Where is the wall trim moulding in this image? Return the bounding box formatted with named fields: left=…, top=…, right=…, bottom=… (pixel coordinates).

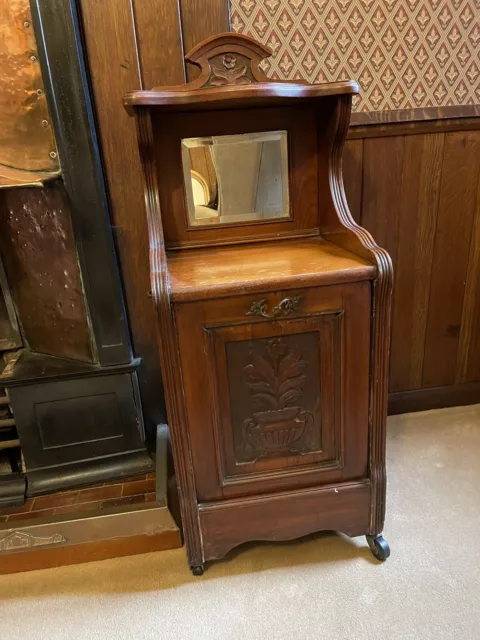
left=350, top=103, right=480, bottom=126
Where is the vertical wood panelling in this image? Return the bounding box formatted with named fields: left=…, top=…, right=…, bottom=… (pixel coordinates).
left=342, top=139, right=363, bottom=223
left=361, top=137, right=404, bottom=268
left=456, top=174, right=480, bottom=384
left=389, top=134, right=444, bottom=392
left=79, top=0, right=230, bottom=435
left=422, top=132, right=480, bottom=388
left=179, top=0, right=230, bottom=78
left=132, top=0, right=185, bottom=88
left=77, top=0, right=480, bottom=415
left=79, top=0, right=165, bottom=434
left=354, top=123, right=480, bottom=406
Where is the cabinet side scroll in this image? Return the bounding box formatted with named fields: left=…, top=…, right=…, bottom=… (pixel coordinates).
left=322, top=95, right=393, bottom=535
left=134, top=109, right=203, bottom=564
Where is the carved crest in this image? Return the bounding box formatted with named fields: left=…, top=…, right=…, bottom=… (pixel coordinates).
left=241, top=337, right=314, bottom=460
left=184, top=33, right=272, bottom=89
left=209, top=54, right=252, bottom=86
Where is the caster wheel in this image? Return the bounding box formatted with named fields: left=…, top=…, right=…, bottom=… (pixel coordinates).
left=366, top=535, right=390, bottom=561
left=191, top=565, right=204, bottom=576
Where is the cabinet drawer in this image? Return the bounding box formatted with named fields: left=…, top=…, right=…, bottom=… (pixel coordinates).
left=174, top=282, right=371, bottom=501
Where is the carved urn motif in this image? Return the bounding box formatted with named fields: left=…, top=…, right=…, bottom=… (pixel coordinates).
left=241, top=338, right=314, bottom=458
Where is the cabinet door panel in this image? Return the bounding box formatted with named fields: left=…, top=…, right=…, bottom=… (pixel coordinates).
left=214, top=317, right=337, bottom=475
left=174, top=282, right=370, bottom=501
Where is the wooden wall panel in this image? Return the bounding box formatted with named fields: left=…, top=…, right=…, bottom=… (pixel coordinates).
left=79, top=0, right=171, bottom=435
left=346, top=121, right=480, bottom=411
left=457, top=180, right=480, bottom=384
left=132, top=0, right=184, bottom=88
left=79, top=0, right=231, bottom=433
left=78, top=0, right=480, bottom=419
left=422, top=132, right=480, bottom=389
left=179, top=0, right=230, bottom=79
left=389, top=133, right=444, bottom=393
left=361, top=137, right=404, bottom=268
left=342, top=139, right=363, bottom=224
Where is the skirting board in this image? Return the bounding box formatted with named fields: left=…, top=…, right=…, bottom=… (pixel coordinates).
left=388, top=382, right=480, bottom=416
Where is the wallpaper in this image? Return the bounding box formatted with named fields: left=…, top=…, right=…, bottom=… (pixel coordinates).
left=230, top=0, right=480, bottom=112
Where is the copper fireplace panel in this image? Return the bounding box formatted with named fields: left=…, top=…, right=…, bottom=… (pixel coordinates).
left=0, top=0, right=60, bottom=187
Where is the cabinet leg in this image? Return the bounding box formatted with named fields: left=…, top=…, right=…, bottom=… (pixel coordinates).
left=191, top=564, right=205, bottom=576
left=366, top=534, right=390, bottom=561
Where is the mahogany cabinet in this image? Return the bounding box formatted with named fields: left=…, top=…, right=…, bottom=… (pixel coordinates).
left=126, top=33, right=393, bottom=574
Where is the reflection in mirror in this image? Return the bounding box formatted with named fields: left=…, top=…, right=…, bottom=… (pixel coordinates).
left=181, top=131, right=290, bottom=227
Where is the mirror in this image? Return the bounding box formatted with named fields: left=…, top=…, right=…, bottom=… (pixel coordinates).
left=181, top=131, right=290, bottom=227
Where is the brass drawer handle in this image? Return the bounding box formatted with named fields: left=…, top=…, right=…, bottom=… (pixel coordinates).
left=246, top=296, right=301, bottom=319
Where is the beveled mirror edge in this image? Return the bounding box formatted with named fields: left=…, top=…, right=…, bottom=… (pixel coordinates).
left=181, top=130, right=292, bottom=230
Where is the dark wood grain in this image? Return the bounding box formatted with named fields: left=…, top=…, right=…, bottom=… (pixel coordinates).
left=388, top=382, right=480, bottom=416
left=350, top=105, right=480, bottom=127
left=457, top=173, right=480, bottom=384
left=125, top=34, right=358, bottom=110
left=79, top=1, right=480, bottom=437
left=348, top=117, right=480, bottom=140
left=199, top=481, right=371, bottom=562
left=179, top=0, right=230, bottom=80
left=343, top=116, right=480, bottom=410
left=342, top=139, right=363, bottom=223
left=361, top=136, right=404, bottom=267
left=226, top=331, right=323, bottom=463
left=422, top=131, right=480, bottom=388
left=134, top=109, right=205, bottom=568
left=79, top=0, right=166, bottom=433
left=126, top=82, right=359, bottom=110
left=389, top=133, right=444, bottom=392
left=319, top=95, right=393, bottom=537
left=174, top=283, right=370, bottom=502
left=167, top=238, right=375, bottom=301
left=0, top=182, right=94, bottom=361
left=132, top=0, right=185, bottom=88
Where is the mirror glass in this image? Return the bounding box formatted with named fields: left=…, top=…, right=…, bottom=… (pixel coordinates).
left=181, top=131, right=290, bottom=227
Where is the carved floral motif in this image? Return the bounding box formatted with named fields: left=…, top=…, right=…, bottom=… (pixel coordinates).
left=208, top=54, right=252, bottom=86
left=241, top=337, right=314, bottom=459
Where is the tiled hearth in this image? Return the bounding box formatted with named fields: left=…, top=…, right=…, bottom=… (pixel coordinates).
left=0, top=473, right=181, bottom=574
left=0, top=473, right=157, bottom=524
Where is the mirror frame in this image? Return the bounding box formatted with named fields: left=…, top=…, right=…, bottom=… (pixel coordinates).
left=151, top=103, right=323, bottom=249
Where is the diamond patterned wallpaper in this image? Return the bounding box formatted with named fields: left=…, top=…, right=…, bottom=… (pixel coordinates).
left=230, top=0, right=480, bottom=112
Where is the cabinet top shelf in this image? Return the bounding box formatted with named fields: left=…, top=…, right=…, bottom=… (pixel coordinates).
left=125, top=81, right=359, bottom=112
left=167, top=237, right=376, bottom=302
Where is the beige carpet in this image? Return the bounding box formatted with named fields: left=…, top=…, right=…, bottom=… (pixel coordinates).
left=1, top=404, right=479, bottom=640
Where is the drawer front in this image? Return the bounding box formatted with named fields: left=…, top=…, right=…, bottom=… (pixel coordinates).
left=174, top=282, right=371, bottom=501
